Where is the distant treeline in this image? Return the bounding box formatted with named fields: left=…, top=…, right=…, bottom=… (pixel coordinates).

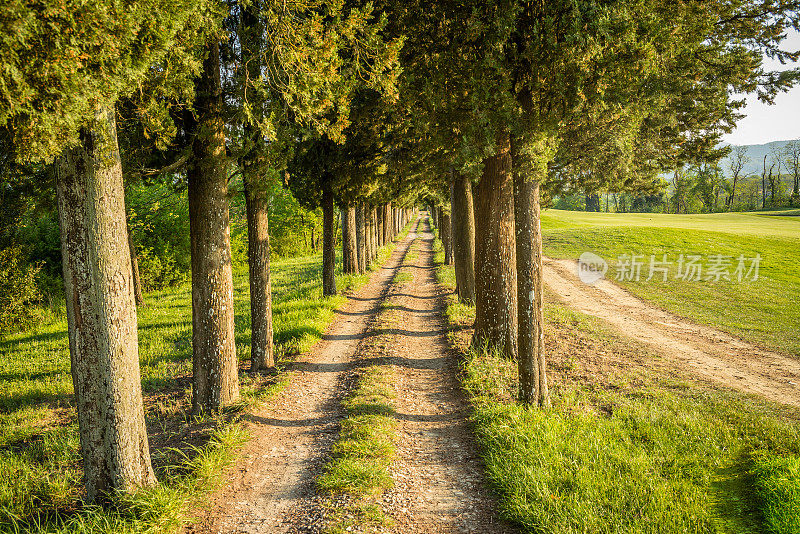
left=553, top=142, right=800, bottom=214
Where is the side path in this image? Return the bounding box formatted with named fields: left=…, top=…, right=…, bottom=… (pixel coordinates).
left=543, top=258, right=800, bottom=408
left=381, top=216, right=516, bottom=533
left=186, top=224, right=418, bottom=534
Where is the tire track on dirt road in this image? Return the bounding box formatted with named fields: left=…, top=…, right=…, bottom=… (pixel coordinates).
left=187, top=221, right=419, bottom=534
left=543, top=258, right=800, bottom=408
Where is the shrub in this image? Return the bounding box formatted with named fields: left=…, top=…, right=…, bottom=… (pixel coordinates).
left=137, top=246, right=186, bottom=291
left=0, top=247, right=41, bottom=333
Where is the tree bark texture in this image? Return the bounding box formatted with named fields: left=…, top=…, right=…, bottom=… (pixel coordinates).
left=322, top=187, right=337, bottom=296
left=384, top=203, right=392, bottom=243
left=364, top=205, right=373, bottom=269
left=244, top=178, right=274, bottom=372
left=371, top=206, right=378, bottom=258
left=514, top=176, right=549, bottom=406
left=377, top=205, right=384, bottom=248
left=356, top=203, right=365, bottom=273
left=56, top=103, right=156, bottom=502
left=451, top=172, right=476, bottom=304
left=441, top=211, right=453, bottom=265
left=473, top=130, right=517, bottom=358
left=241, top=0, right=273, bottom=372
left=127, top=224, right=144, bottom=306
left=187, top=43, right=239, bottom=412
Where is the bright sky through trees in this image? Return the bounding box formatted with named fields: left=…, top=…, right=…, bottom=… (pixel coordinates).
left=725, top=31, right=800, bottom=145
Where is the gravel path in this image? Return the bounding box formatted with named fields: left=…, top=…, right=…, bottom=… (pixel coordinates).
left=382, top=217, right=515, bottom=534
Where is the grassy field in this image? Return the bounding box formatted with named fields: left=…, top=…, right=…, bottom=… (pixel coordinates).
left=0, top=236, right=402, bottom=533
left=431, top=238, right=800, bottom=534
left=541, top=209, right=800, bottom=356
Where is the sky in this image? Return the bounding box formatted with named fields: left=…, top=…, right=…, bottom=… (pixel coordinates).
left=723, top=31, right=800, bottom=146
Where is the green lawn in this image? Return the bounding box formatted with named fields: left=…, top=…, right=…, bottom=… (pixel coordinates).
left=541, top=209, right=800, bottom=356
left=0, top=240, right=399, bottom=533
left=431, top=243, right=800, bottom=534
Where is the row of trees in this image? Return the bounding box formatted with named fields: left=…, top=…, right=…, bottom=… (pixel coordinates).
left=553, top=141, right=800, bottom=214
left=2, top=0, right=799, bottom=507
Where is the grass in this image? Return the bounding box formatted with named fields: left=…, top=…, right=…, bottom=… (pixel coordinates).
left=0, top=236, right=404, bottom=533
left=752, top=453, right=800, bottom=534
left=317, top=365, right=397, bottom=496
left=541, top=209, right=800, bottom=356
left=432, top=248, right=800, bottom=534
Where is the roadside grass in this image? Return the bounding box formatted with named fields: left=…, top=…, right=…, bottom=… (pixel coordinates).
left=317, top=321, right=399, bottom=534
left=0, top=237, right=404, bottom=533
left=541, top=210, right=800, bottom=356
left=752, top=452, right=800, bottom=534
left=434, top=254, right=800, bottom=534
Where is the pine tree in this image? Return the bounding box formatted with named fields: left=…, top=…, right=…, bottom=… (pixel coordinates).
left=1, top=0, right=217, bottom=500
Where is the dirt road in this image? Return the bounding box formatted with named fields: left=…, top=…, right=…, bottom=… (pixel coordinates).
left=543, top=258, right=800, bottom=408
left=187, top=216, right=512, bottom=533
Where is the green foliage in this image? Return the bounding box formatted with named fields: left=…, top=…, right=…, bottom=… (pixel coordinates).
left=0, top=247, right=40, bottom=333
left=265, top=180, right=323, bottom=258
left=0, top=0, right=220, bottom=162
left=136, top=247, right=185, bottom=292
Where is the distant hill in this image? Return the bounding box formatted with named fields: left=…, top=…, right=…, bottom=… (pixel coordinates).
left=720, top=139, right=799, bottom=177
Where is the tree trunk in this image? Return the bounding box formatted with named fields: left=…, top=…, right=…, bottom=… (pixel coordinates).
left=372, top=207, right=379, bottom=257
left=441, top=211, right=453, bottom=265
left=322, top=187, right=337, bottom=295
left=341, top=209, right=350, bottom=272
left=243, top=178, right=273, bottom=372
left=343, top=206, right=357, bottom=274
left=187, top=43, right=239, bottom=413
left=56, top=103, right=156, bottom=503
left=376, top=205, right=383, bottom=248
left=241, top=1, right=273, bottom=373
left=127, top=223, right=144, bottom=306
left=383, top=203, right=392, bottom=243
left=473, top=130, right=517, bottom=358
left=356, top=203, right=365, bottom=273
left=364, top=205, right=373, bottom=269
left=514, top=174, right=550, bottom=407
left=451, top=172, right=476, bottom=304
left=585, top=193, right=601, bottom=212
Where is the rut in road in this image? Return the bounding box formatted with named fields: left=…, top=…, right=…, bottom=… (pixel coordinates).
left=543, top=258, right=800, bottom=408
left=380, top=217, right=515, bottom=534
left=187, top=221, right=416, bottom=534
left=187, top=215, right=514, bottom=533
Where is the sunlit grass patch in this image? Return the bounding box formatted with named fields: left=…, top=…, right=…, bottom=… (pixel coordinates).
left=318, top=365, right=396, bottom=496
left=752, top=452, right=800, bottom=534
left=542, top=210, right=800, bottom=356
left=392, top=271, right=413, bottom=287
